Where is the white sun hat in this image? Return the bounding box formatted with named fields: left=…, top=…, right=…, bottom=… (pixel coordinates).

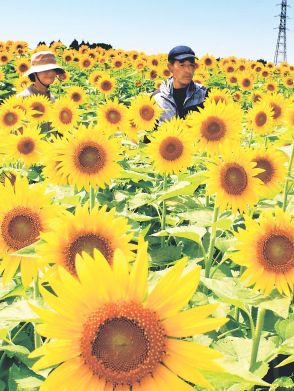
left=24, top=51, right=65, bottom=76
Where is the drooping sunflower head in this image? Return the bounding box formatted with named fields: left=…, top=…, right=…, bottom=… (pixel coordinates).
left=233, top=208, right=294, bottom=296
left=261, top=93, right=287, bottom=126
left=207, top=88, right=233, bottom=105
left=49, top=125, right=121, bottom=190
left=30, top=239, right=227, bottom=390
left=205, top=147, right=264, bottom=213
left=187, top=100, right=243, bottom=154
left=146, top=117, right=195, bottom=175
left=246, top=101, right=274, bottom=135
left=25, top=94, right=51, bottom=124
left=128, top=94, right=162, bottom=131
left=88, top=70, right=104, bottom=86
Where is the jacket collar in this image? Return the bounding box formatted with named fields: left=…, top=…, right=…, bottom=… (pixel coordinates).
left=160, top=77, right=197, bottom=99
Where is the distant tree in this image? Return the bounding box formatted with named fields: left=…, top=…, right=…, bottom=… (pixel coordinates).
left=256, top=58, right=267, bottom=65
left=69, top=39, right=79, bottom=50
left=69, top=39, right=112, bottom=51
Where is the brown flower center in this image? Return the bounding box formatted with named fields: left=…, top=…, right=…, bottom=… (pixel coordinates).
left=201, top=116, right=226, bottom=141
left=71, top=93, right=82, bottom=102
left=81, top=301, right=166, bottom=386
left=75, top=144, right=106, bottom=174
left=159, top=136, right=183, bottom=161
left=100, top=81, right=112, bottom=91
left=242, top=78, right=251, bottom=87
left=255, top=112, right=267, bottom=127
left=106, top=109, right=121, bottom=125
left=31, top=103, right=46, bottom=118
left=59, top=108, right=73, bottom=124
left=17, top=138, right=35, bottom=155
left=139, top=105, right=155, bottom=121
left=66, top=233, right=113, bottom=275
left=260, top=233, right=294, bottom=272
left=1, top=207, right=42, bottom=250
left=270, top=103, right=282, bottom=120
left=19, top=64, right=28, bottom=73
left=254, top=158, right=274, bottom=184
left=3, top=112, right=18, bottom=126
left=220, top=163, right=248, bottom=195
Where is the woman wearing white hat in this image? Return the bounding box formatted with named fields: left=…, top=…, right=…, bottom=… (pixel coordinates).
left=17, top=51, right=65, bottom=102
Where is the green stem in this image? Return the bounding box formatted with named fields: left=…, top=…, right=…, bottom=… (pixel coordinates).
left=161, top=173, right=168, bottom=248
left=282, top=141, right=294, bottom=212
left=33, top=279, right=42, bottom=349
left=205, top=205, right=219, bottom=278
left=250, top=307, right=266, bottom=372
left=89, top=184, right=96, bottom=211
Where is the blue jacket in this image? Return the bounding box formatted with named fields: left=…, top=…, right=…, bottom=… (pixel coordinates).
left=152, top=77, right=208, bottom=123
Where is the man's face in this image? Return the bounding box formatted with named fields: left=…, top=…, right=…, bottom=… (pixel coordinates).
left=168, top=60, right=196, bottom=88
left=36, top=69, right=57, bottom=85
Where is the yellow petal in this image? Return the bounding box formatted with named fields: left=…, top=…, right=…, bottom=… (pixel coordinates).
left=128, top=238, right=148, bottom=301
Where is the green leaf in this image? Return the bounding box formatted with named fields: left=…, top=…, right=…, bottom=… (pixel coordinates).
left=157, top=179, right=205, bottom=203
left=149, top=246, right=182, bottom=266
left=11, top=240, right=43, bottom=258
left=214, top=237, right=238, bottom=253
left=118, top=211, right=154, bottom=222
left=0, top=345, right=35, bottom=368
left=275, top=318, right=294, bottom=340
left=178, top=209, right=213, bottom=226
left=0, top=300, right=39, bottom=323
left=128, top=192, right=154, bottom=209
left=8, top=364, right=44, bottom=391
left=201, top=277, right=265, bottom=308
left=152, top=225, right=206, bottom=245
left=121, top=169, right=153, bottom=182
left=260, top=297, right=291, bottom=319
left=269, top=376, right=294, bottom=390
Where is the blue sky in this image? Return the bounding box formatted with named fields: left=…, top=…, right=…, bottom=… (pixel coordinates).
left=2, top=0, right=294, bottom=64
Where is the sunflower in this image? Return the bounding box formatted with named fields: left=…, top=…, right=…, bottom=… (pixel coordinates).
left=66, top=86, right=87, bottom=106
left=206, top=88, right=233, bottom=105
left=97, top=74, right=116, bottom=96
left=0, top=105, right=25, bottom=133
left=0, top=51, right=11, bottom=65
left=0, top=69, right=4, bottom=82
left=14, top=57, right=30, bottom=75
left=237, top=72, right=255, bottom=91
left=284, top=100, right=294, bottom=129
left=42, top=136, right=69, bottom=185
left=261, top=93, right=287, bottom=126
left=14, top=76, right=31, bottom=93
left=50, top=97, right=79, bottom=134
left=79, top=55, right=93, bottom=70
left=232, top=208, right=294, bottom=296
left=37, top=204, right=135, bottom=276
left=205, top=147, right=264, bottom=213
left=25, top=94, right=52, bottom=125
left=51, top=126, right=121, bottom=190
left=187, top=101, right=242, bottom=154
left=129, top=94, right=162, bottom=131
left=146, top=118, right=195, bottom=175
left=282, top=75, right=293, bottom=89
left=0, top=176, right=59, bottom=286
left=201, top=54, right=217, bottom=69
left=248, top=147, right=288, bottom=197
left=1, top=126, right=45, bottom=167
left=246, top=101, right=274, bottom=135
left=97, top=98, right=129, bottom=134
left=264, top=80, right=278, bottom=93
left=30, top=240, right=227, bottom=390
left=88, top=70, right=104, bottom=86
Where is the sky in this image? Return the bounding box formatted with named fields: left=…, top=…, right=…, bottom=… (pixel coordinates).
left=1, top=0, right=294, bottom=64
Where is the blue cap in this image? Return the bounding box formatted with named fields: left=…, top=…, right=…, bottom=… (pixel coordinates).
left=168, top=45, right=195, bottom=62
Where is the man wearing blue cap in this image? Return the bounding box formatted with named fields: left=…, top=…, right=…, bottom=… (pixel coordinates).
left=152, top=45, right=208, bottom=123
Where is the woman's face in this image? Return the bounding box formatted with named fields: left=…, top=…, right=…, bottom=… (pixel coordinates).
left=36, top=69, right=57, bottom=85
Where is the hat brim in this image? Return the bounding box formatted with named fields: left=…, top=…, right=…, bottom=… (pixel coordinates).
left=171, top=54, right=196, bottom=61
left=24, top=64, right=65, bottom=77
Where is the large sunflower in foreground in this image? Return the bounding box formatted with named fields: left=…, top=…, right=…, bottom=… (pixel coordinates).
left=50, top=97, right=79, bottom=134
left=187, top=101, right=242, bottom=154
left=146, top=118, right=195, bottom=174
left=205, top=147, right=264, bottom=213
left=129, top=94, right=162, bottom=131
left=37, top=204, right=135, bottom=276
left=249, top=147, right=287, bottom=197
left=232, top=208, right=294, bottom=296
left=2, top=126, right=45, bottom=167
left=0, top=105, right=25, bottom=133
left=0, top=177, right=59, bottom=286
left=52, top=126, right=121, bottom=190
left=30, top=241, right=227, bottom=390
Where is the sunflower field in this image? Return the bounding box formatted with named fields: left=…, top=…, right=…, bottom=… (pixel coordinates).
left=0, top=40, right=293, bottom=391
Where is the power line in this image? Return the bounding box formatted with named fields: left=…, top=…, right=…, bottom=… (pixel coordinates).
left=274, top=0, right=289, bottom=64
